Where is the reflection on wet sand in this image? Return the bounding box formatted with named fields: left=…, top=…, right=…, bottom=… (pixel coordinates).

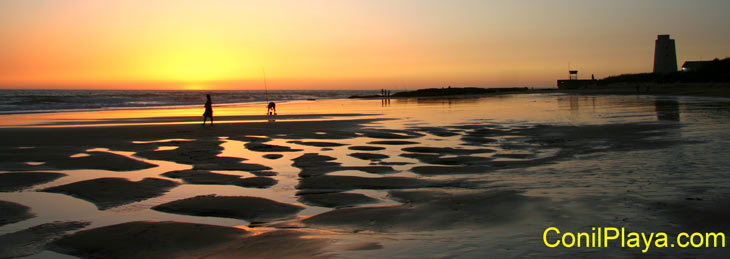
left=655, top=98, right=681, bottom=121
left=1, top=94, right=730, bottom=258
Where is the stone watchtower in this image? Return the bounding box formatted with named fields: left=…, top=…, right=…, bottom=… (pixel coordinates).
left=653, top=35, right=677, bottom=74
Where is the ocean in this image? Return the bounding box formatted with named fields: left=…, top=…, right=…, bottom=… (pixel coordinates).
left=0, top=89, right=374, bottom=114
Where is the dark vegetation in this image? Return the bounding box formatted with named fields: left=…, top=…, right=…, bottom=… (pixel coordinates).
left=350, top=87, right=529, bottom=98
left=391, top=87, right=529, bottom=97
left=600, top=58, right=730, bottom=84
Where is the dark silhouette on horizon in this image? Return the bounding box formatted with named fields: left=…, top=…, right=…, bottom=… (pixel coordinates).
left=381, top=88, right=392, bottom=97
left=557, top=70, right=598, bottom=89
left=557, top=33, right=729, bottom=90
left=600, top=57, right=730, bottom=84
left=392, top=87, right=528, bottom=97
left=654, top=35, right=677, bottom=74
left=202, top=94, right=213, bottom=126
left=267, top=102, right=276, bottom=115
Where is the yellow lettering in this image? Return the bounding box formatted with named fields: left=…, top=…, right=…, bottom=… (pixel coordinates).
left=604, top=227, right=619, bottom=247
left=577, top=232, right=590, bottom=247
left=654, top=233, right=668, bottom=248
left=591, top=227, right=596, bottom=247
left=691, top=233, right=703, bottom=248
left=641, top=233, right=654, bottom=253
left=705, top=233, right=725, bottom=248
left=678, top=232, right=690, bottom=247
left=563, top=232, right=576, bottom=248
left=544, top=229, right=724, bottom=250
left=627, top=232, right=640, bottom=248
left=543, top=227, right=560, bottom=248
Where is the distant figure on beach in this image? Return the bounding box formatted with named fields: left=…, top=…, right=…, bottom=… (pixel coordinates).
left=202, top=94, right=213, bottom=125
left=267, top=102, right=276, bottom=115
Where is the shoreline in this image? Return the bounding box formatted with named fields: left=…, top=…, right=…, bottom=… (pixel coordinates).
left=1, top=92, right=730, bottom=258
left=3, top=88, right=730, bottom=129
left=553, top=82, right=730, bottom=98
left=0, top=89, right=373, bottom=116
left=350, top=82, right=730, bottom=100
left=3, top=84, right=729, bottom=124
left=2, top=114, right=372, bottom=128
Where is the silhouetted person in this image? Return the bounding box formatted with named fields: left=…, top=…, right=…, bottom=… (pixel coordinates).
left=267, top=102, right=276, bottom=115
left=202, top=94, right=213, bottom=126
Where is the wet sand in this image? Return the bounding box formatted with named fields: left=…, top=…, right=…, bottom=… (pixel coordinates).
left=304, top=189, right=550, bottom=232
left=0, top=172, right=66, bottom=192
left=48, top=221, right=331, bottom=259
left=0, top=200, right=35, bottom=227
left=1, top=95, right=730, bottom=258
left=162, top=170, right=277, bottom=188
left=42, top=177, right=179, bottom=210
left=0, top=221, right=88, bottom=258
left=152, top=195, right=304, bottom=222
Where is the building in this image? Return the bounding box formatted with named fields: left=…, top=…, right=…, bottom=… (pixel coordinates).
left=653, top=35, right=677, bottom=74
left=557, top=70, right=596, bottom=89
left=681, top=60, right=715, bottom=72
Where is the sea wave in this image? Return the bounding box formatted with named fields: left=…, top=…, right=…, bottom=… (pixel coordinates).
left=0, top=89, right=374, bottom=114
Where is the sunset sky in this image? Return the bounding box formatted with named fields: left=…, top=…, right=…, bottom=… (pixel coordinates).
left=1, top=0, right=729, bottom=90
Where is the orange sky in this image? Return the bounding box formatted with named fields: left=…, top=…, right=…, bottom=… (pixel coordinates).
left=1, top=0, right=729, bottom=90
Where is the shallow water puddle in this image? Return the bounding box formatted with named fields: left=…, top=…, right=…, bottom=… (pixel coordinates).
left=69, top=153, right=90, bottom=158
left=130, top=138, right=195, bottom=144
left=216, top=136, right=410, bottom=217
left=153, top=146, right=178, bottom=151
left=24, top=162, right=45, bottom=166
left=0, top=147, right=199, bottom=231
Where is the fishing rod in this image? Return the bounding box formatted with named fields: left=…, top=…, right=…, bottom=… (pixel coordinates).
left=262, top=68, right=269, bottom=102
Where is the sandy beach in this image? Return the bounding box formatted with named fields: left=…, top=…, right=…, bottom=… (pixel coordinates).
left=2, top=94, right=730, bottom=258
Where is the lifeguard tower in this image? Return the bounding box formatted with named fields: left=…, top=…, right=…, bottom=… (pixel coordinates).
left=557, top=70, right=595, bottom=89
left=569, top=70, right=578, bottom=80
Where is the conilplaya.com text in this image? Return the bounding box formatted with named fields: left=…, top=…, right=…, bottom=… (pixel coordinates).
left=543, top=227, right=726, bottom=253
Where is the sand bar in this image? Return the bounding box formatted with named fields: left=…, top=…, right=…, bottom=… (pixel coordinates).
left=42, top=177, right=179, bottom=210
left=0, top=172, right=66, bottom=192
left=0, top=200, right=35, bottom=227
left=153, top=195, right=304, bottom=222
